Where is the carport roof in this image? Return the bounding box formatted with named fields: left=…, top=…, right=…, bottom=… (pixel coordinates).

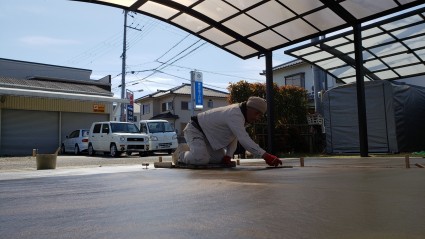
left=73, top=0, right=424, bottom=59
left=285, top=6, right=425, bottom=84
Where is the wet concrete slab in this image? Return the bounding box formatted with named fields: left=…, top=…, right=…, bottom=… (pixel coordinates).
left=0, top=164, right=424, bottom=239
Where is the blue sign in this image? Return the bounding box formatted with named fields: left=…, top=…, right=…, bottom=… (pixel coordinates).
left=127, top=104, right=134, bottom=122
left=194, top=81, right=203, bottom=108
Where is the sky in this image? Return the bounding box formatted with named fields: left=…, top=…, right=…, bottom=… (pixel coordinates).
left=0, top=0, right=296, bottom=100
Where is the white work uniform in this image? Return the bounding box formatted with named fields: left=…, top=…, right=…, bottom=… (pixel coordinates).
left=179, top=103, right=266, bottom=165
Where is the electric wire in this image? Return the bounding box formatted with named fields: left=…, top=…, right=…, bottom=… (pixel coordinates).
left=155, top=61, right=264, bottom=82
left=115, top=39, right=205, bottom=88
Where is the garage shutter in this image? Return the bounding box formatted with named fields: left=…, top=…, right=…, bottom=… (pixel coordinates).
left=1, top=109, right=59, bottom=155
left=61, top=112, right=108, bottom=141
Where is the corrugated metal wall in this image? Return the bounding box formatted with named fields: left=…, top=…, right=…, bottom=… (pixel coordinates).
left=0, top=96, right=113, bottom=156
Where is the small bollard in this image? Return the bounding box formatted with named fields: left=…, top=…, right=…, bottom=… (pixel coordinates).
left=32, top=149, right=37, bottom=157
left=236, top=159, right=240, bottom=165
left=405, top=155, right=410, bottom=168
left=158, top=156, right=162, bottom=162
left=300, top=157, right=304, bottom=167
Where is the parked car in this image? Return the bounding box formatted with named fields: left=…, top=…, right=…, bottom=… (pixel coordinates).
left=88, top=121, right=149, bottom=157
left=61, top=129, right=89, bottom=155
left=139, top=120, right=178, bottom=155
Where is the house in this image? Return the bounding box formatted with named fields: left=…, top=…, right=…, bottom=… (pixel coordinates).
left=271, top=59, right=343, bottom=111
left=135, top=83, right=229, bottom=135
left=0, top=58, right=126, bottom=155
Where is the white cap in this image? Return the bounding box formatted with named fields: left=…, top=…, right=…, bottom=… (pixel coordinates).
left=247, top=96, right=267, bottom=114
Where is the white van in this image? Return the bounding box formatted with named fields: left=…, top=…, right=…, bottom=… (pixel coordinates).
left=88, top=121, right=149, bottom=157
left=139, top=120, right=178, bottom=155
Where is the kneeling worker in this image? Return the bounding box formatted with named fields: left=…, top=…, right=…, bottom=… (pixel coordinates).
left=173, top=96, right=282, bottom=167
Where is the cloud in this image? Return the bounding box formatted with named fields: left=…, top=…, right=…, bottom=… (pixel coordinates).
left=19, top=36, right=80, bottom=46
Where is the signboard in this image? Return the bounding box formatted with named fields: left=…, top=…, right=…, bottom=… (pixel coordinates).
left=93, top=104, right=105, bottom=113
left=194, top=81, right=203, bottom=108
left=126, top=90, right=134, bottom=122
left=127, top=104, right=134, bottom=122
left=191, top=71, right=203, bottom=111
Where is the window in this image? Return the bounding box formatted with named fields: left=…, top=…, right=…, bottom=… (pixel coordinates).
left=207, top=100, right=213, bottom=108
left=285, top=73, right=305, bottom=88
left=181, top=101, right=189, bottom=110
left=69, top=130, right=79, bottom=138
left=162, top=102, right=173, bottom=112
left=82, top=130, right=89, bottom=137
left=141, top=123, right=147, bottom=133
left=147, top=122, right=174, bottom=133
left=93, top=124, right=101, bottom=133
left=101, top=124, right=110, bottom=134
left=142, top=104, right=150, bottom=115
left=110, top=123, right=139, bottom=133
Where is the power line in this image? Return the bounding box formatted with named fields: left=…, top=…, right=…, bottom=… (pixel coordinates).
left=156, top=70, right=228, bottom=90
left=114, top=39, right=206, bottom=88
left=155, top=34, right=191, bottom=61
left=63, top=31, right=122, bottom=66
left=155, top=61, right=264, bottom=82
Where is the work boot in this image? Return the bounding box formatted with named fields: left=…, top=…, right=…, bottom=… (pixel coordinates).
left=172, top=144, right=190, bottom=165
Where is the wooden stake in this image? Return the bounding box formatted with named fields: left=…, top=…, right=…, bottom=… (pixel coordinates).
left=414, top=163, right=424, bottom=168
left=405, top=155, right=410, bottom=168
left=300, top=157, right=304, bottom=167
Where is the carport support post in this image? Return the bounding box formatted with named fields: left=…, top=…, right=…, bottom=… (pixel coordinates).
left=265, top=51, right=275, bottom=154
left=353, top=23, right=369, bottom=157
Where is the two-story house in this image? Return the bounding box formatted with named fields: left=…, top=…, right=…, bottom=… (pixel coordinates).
left=271, top=59, right=343, bottom=111
left=135, top=83, right=228, bottom=135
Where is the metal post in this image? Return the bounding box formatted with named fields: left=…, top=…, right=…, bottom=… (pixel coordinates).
left=312, top=37, right=324, bottom=114
left=120, top=10, right=128, bottom=122
left=265, top=51, right=274, bottom=154
left=353, top=23, right=369, bottom=157
left=190, top=72, right=195, bottom=116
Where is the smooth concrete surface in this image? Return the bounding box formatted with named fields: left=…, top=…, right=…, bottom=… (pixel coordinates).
left=1, top=162, right=424, bottom=239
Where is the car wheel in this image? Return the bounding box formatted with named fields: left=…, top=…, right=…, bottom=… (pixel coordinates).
left=110, top=144, right=120, bottom=158
left=74, top=145, right=80, bottom=155
left=88, top=144, right=95, bottom=156
left=60, top=144, right=66, bottom=154
left=139, top=151, right=148, bottom=157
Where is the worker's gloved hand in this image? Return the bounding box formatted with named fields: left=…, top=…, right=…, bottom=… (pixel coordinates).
left=263, top=153, right=282, bottom=167
left=222, top=155, right=232, bottom=165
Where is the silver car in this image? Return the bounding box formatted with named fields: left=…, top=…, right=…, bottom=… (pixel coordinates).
left=61, top=129, right=89, bottom=155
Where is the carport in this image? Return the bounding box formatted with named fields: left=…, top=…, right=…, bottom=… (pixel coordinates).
left=73, top=0, right=424, bottom=156
left=285, top=5, right=425, bottom=154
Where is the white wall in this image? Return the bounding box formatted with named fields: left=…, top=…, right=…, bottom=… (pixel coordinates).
left=273, top=62, right=339, bottom=94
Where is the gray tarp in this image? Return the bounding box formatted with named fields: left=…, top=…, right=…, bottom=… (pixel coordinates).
left=323, top=80, right=425, bottom=153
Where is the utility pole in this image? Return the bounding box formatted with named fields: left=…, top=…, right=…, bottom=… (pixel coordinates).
left=120, top=10, right=142, bottom=122
left=120, top=10, right=128, bottom=122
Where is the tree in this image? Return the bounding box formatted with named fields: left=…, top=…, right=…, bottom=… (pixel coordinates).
left=227, top=81, right=309, bottom=153
left=227, top=81, right=308, bottom=126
